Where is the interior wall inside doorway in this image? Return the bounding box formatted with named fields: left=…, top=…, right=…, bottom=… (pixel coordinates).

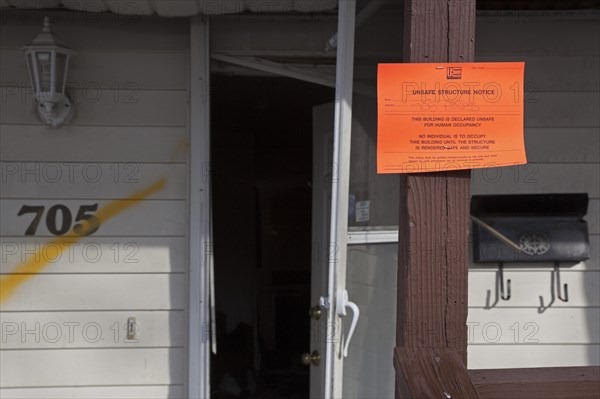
left=211, top=75, right=333, bottom=396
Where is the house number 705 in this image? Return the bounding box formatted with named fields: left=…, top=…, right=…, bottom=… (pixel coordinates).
left=18, top=204, right=100, bottom=236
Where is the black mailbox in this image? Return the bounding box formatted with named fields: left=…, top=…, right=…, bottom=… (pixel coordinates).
left=471, top=193, right=590, bottom=263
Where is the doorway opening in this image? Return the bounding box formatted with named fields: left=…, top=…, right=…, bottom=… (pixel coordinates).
left=210, top=75, right=334, bottom=398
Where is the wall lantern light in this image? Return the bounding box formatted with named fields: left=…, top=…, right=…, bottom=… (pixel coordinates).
left=22, top=16, right=76, bottom=128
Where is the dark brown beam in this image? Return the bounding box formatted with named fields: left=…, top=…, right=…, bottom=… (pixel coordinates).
left=396, top=172, right=471, bottom=355
left=476, top=0, right=600, bottom=10
left=469, top=366, right=600, bottom=399
left=395, top=1, right=476, bottom=397
left=394, top=3, right=600, bottom=399
left=396, top=0, right=475, bottom=360
left=395, top=347, right=479, bottom=399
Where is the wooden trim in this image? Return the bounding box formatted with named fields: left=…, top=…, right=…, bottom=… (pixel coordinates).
left=395, top=172, right=471, bottom=358
left=395, top=1, right=475, bottom=397
left=326, top=2, right=356, bottom=397
left=396, top=0, right=475, bottom=363
left=188, top=14, right=211, bottom=399
left=476, top=0, right=600, bottom=10
left=394, top=347, right=479, bottom=399
left=469, top=366, right=600, bottom=399
left=394, top=2, right=600, bottom=398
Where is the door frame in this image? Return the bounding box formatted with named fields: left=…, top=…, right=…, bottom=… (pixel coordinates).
left=187, top=2, right=358, bottom=395
left=323, top=1, right=356, bottom=397
left=309, top=2, right=358, bottom=397
left=189, top=14, right=212, bottom=399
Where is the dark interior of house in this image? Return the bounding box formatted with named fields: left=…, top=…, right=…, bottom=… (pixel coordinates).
left=210, top=75, right=334, bottom=398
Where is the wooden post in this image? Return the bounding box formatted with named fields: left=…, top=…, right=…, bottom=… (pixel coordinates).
left=392, top=3, right=600, bottom=398
left=395, top=1, right=476, bottom=397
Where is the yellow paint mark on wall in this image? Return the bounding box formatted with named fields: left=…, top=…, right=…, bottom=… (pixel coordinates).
left=0, top=178, right=166, bottom=303
left=169, top=139, right=190, bottom=162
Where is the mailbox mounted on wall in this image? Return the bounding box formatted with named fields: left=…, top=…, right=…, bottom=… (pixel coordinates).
left=471, top=193, right=590, bottom=263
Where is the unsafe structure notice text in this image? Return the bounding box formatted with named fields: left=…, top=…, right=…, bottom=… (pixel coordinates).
left=377, top=62, right=527, bottom=173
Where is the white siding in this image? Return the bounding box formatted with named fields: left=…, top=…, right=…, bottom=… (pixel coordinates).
left=0, top=11, right=189, bottom=398
left=468, top=12, right=600, bottom=369
left=0, top=386, right=184, bottom=399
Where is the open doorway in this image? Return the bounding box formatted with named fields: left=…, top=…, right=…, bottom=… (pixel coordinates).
left=210, top=75, right=334, bottom=398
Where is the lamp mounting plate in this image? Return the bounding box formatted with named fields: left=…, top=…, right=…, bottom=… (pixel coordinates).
left=37, top=95, right=73, bottom=128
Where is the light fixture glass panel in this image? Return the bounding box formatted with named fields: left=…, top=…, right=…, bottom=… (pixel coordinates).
left=55, top=52, right=67, bottom=94
left=36, top=51, right=52, bottom=92
left=26, top=52, right=37, bottom=91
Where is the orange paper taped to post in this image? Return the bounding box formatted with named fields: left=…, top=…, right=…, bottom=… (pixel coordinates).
left=377, top=62, right=527, bottom=173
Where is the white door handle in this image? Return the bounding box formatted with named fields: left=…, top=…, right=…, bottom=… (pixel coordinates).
left=336, top=289, right=360, bottom=357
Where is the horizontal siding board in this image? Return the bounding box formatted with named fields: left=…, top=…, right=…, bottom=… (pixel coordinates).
left=0, top=125, right=188, bottom=163
left=468, top=344, right=600, bottom=369
left=1, top=163, right=186, bottom=200
left=524, top=92, right=600, bottom=127
left=1, top=237, right=186, bottom=274
left=0, top=13, right=189, bottom=51
left=471, top=164, right=600, bottom=198
left=468, top=271, right=600, bottom=308
left=0, top=199, right=186, bottom=236
left=0, top=88, right=187, bottom=127
left=525, top=128, right=600, bottom=163
left=476, top=18, right=600, bottom=56
left=0, top=50, right=188, bottom=90
left=0, top=348, right=185, bottom=387
left=0, top=385, right=184, bottom=399
left=592, top=236, right=600, bottom=270
left=0, top=274, right=185, bottom=311
left=467, top=308, right=599, bottom=344
left=1, top=310, right=184, bottom=349
left=475, top=55, right=600, bottom=92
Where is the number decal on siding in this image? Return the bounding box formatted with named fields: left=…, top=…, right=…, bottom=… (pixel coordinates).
left=2, top=178, right=166, bottom=303
left=46, top=205, right=72, bottom=235
left=18, top=204, right=100, bottom=236
left=17, top=205, right=45, bottom=235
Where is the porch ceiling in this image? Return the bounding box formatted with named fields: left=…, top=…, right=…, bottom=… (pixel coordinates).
left=0, top=0, right=337, bottom=16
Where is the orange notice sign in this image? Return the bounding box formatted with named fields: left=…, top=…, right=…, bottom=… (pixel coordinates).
left=377, top=62, right=526, bottom=173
